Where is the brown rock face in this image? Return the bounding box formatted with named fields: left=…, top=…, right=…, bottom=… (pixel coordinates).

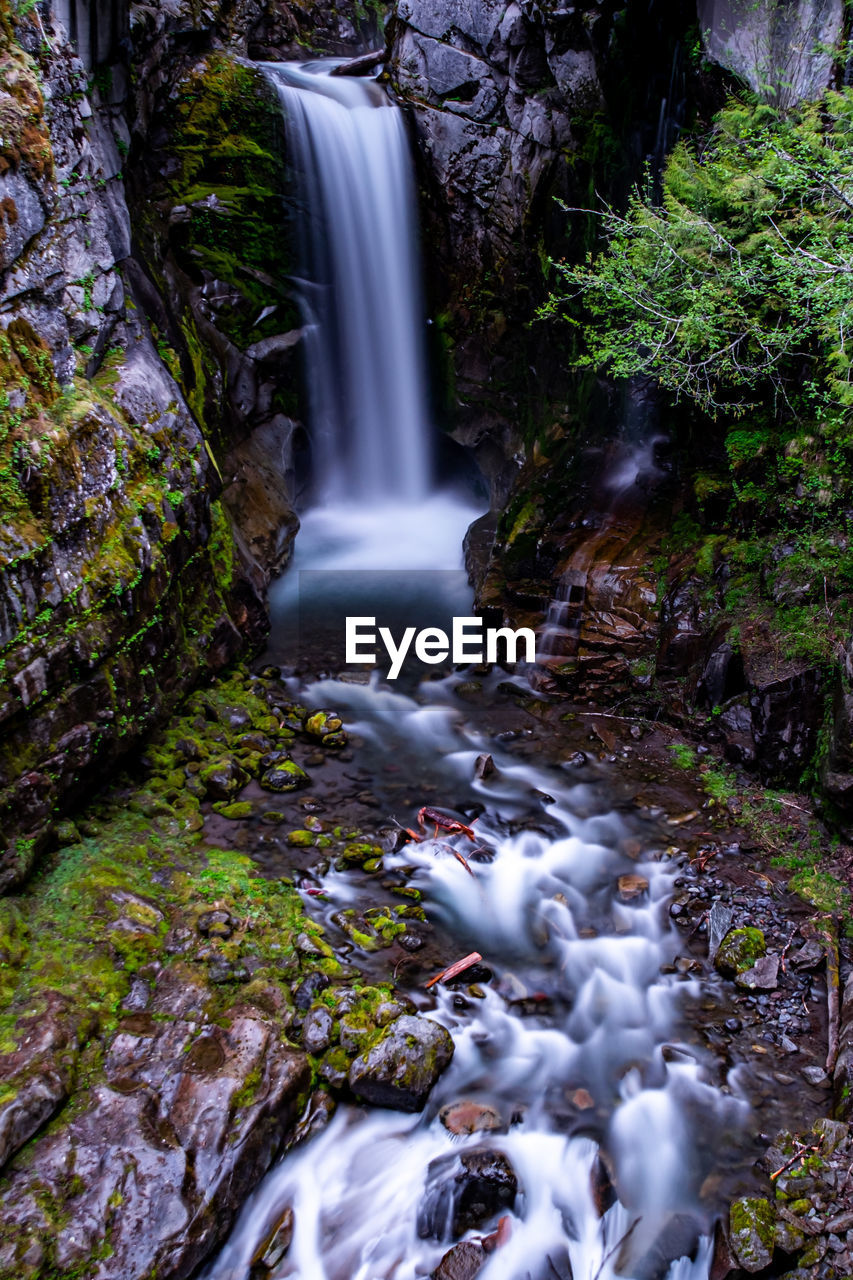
left=0, top=974, right=310, bottom=1280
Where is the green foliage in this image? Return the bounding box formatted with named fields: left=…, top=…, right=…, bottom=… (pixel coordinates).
left=544, top=90, right=853, bottom=433
left=167, top=56, right=298, bottom=353
left=667, top=741, right=697, bottom=769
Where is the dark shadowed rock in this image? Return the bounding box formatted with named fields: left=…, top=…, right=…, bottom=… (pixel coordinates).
left=418, top=1147, right=518, bottom=1240
left=348, top=1014, right=453, bottom=1112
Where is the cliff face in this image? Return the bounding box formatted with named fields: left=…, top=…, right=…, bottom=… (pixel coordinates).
left=0, top=2, right=268, bottom=886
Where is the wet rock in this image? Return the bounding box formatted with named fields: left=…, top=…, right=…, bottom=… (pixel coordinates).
left=418, top=1147, right=518, bottom=1240
left=200, top=758, right=248, bottom=802
left=0, top=991, right=310, bottom=1280
left=293, top=972, right=330, bottom=1010
left=304, top=710, right=347, bottom=747
left=590, top=1151, right=617, bottom=1217
left=431, top=1240, right=486, bottom=1280
left=348, top=1015, right=454, bottom=1112
left=292, top=1089, right=336, bottom=1145
left=474, top=753, right=495, bottom=780
left=791, top=938, right=825, bottom=970
left=252, top=1205, right=294, bottom=1270
left=715, top=928, right=766, bottom=977
left=440, top=1100, right=503, bottom=1136
left=708, top=903, right=734, bottom=961
left=729, top=1197, right=776, bottom=1273
left=301, top=1006, right=334, bottom=1055
left=260, top=761, right=311, bottom=793
left=617, top=873, right=649, bottom=902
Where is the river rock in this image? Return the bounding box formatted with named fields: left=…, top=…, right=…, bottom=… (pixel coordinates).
left=302, top=1005, right=334, bottom=1055
left=0, top=978, right=310, bottom=1279
left=418, top=1147, right=518, bottom=1240
left=432, top=1240, right=486, bottom=1280
left=261, top=761, right=311, bottom=792
left=251, top=1205, right=294, bottom=1270
left=715, top=927, right=766, bottom=977
left=736, top=953, right=780, bottom=990
left=728, top=1197, right=776, bottom=1273
left=617, top=873, right=649, bottom=902
left=304, top=709, right=345, bottom=743
left=439, top=1100, right=503, bottom=1136
left=791, top=938, right=825, bottom=970
left=348, top=1015, right=454, bottom=1112
left=200, top=758, right=248, bottom=802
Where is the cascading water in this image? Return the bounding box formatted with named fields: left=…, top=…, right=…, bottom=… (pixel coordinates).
left=204, top=64, right=753, bottom=1280
left=203, top=677, right=751, bottom=1280
left=264, top=62, right=431, bottom=504
left=262, top=62, right=482, bottom=652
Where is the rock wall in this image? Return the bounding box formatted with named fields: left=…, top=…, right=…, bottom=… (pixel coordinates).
left=0, top=2, right=270, bottom=887
left=698, top=0, right=844, bottom=108
left=388, top=0, right=711, bottom=503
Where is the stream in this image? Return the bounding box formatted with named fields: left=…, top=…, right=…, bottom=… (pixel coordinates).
left=206, top=60, right=756, bottom=1280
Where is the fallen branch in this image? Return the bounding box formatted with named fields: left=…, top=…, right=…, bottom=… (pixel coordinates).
left=780, top=927, right=797, bottom=973
left=770, top=1136, right=823, bottom=1182
left=425, top=952, right=482, bottom=989
left=330, top=48, right=386, bottom=77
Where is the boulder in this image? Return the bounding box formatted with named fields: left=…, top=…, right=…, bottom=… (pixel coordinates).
left=715, top=928, right=766, bottom=977
left=728, top=1197, right=776, bottom=1273
left=348, top=1014, right=453, bottom=1112
left=432, top=1240, right=486, bottom=1280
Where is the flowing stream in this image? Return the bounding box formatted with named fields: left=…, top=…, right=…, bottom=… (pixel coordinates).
left=204, top=64, right=752, bottom=1280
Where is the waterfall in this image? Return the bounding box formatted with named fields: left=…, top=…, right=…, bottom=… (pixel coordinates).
left=263, top=62, right=432, bottom=504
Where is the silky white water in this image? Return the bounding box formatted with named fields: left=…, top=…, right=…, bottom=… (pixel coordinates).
left=204, top=677, right=749, bottom=1280
left=263, top=62, right=432, bottom=504
left=210, top=66, right=748, bottom=1280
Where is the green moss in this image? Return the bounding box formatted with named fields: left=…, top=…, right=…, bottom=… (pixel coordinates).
left=667, top=742, right=696, bottom=770
left=715, top=927, right=766, bottom=976
left=788, top=867, right=848, bottom=913
left=729, top=1198, right=776, bottom=1270
left=213, top=801, right=253, bottom=820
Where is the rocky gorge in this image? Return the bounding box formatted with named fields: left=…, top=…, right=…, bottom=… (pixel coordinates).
left=0, top=0, right=852, bottom=1277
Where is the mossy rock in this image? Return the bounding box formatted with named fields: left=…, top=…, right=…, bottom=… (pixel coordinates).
left=260, top=761, right=310, bottom=793
left=338, top=842, right=382, bottom=868
left=213, top=801, right=253, bottom=820
left=715, top=927, right=766, bottom=976
left=727, top=1192, right=773, bottom=1274
left=305, top=710, right=343, bottom=739
left=286, top=830, right=316, bottom=848
left=729, top=1197, right=775, bottom=1273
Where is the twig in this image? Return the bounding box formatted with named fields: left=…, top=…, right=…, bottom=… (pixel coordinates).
left=780, top=927, right=797, bottom=973
left=773, top=796, right=811, bottom=814
left=591, top=1217, right=641, bottom=1280
left=770, top=1137, right=823, bottom=1181
left=425, top=952, right=483, bottom=990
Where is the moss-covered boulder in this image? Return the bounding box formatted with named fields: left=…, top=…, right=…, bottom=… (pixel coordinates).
left=348, top=1014, right=454, bottom=1112
left=729, top=1197, right=776, bottom=1273
left=715, top=927, right=766, bottom=976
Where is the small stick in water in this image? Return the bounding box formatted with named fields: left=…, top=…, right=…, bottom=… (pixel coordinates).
left=425, top=951, right=483, bottom=989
